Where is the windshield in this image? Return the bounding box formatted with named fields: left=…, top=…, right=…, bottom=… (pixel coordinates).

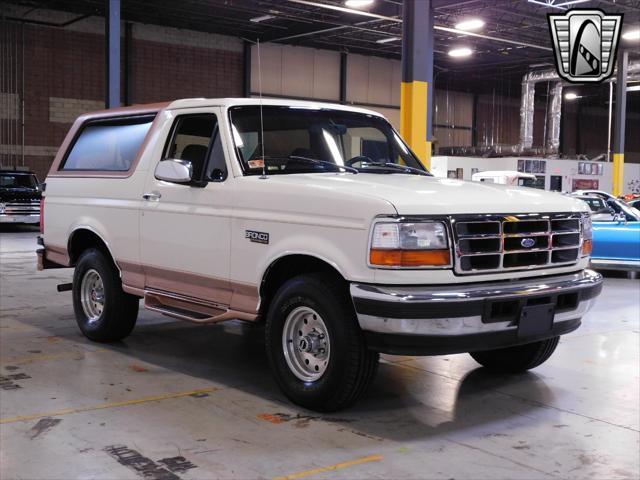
left=229, top=106, right=427, bottom=175
left=609, top=198, right=640, bottom=222
left=580, top=197, right=606, bottom=212
left=0, top=173, right=37, bottom=189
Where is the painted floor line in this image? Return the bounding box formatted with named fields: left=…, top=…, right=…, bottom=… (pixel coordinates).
left=0, top=348, right=109, bottom=366
left=0, top=387, right=218, bottom=424
left=273, top=454, right=383, bottom=480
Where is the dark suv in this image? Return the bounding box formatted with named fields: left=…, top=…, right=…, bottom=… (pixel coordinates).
left=0, top=170, right=41, bottom=225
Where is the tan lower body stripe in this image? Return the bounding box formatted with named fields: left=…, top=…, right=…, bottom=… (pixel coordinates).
left=0, top=387, right=218, bottom=424
left=273, top=454, right=383, bottom=480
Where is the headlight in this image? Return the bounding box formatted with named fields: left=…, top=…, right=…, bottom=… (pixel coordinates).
left=370, top=221, right=451, bottom=268
left=0, top=203, right=5, bottom=214
left=581, top=215, right=593, bottom=257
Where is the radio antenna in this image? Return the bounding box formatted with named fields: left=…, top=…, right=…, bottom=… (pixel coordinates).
left=257, top=38, right=267, bottom=179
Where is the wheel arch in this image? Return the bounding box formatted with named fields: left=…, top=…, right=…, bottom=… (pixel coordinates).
left=67, top=227, right=120, bottom=274
left=259, top=253, right=347, bottom=318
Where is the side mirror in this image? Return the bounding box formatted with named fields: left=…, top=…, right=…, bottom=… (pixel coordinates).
left=155, top=159, right=193, bottom=184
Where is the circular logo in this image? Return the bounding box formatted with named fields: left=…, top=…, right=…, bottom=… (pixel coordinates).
left=521, top=238, right=536, bottom=248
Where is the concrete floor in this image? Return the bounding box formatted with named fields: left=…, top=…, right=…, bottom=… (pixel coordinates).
left=1, top=226, right=639, bottom=480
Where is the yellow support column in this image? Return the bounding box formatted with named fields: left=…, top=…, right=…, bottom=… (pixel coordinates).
left=612, top=50, right=628, bottom=197
left=613, top=153, right=624, bottom=197
left=400, top=0, right=433, bottom=170
left=400, top=81, right=431, bottom=167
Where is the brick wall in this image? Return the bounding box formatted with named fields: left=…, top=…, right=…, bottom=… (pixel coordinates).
left=0, top=9, right=243, bottom=180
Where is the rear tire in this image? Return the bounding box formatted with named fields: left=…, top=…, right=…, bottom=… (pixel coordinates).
left=265, top=273, right=379, bottom=412
left=470, top=337, right=560, bottom=373
left=72, top=248, right=138, bottom=342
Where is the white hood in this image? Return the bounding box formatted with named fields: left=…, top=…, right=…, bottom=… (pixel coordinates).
left=266, top=173, right=589, bottom=215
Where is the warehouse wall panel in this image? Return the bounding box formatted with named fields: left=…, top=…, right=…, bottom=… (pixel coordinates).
left=251, top=43, right=340, bottom=101
left=0, top=5, right=243, bottom=179
left=346, top=54, right=400, bottom=107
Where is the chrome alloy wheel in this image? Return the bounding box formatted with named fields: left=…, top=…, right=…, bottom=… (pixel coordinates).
left=80, top=269, right=105, bottom=324
left=282, top=306, right=330, bottom=382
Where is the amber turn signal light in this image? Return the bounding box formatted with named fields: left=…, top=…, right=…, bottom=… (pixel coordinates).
left=370, top=249, right=451, bottom=267
left=582, top=239, right=593, bottom=256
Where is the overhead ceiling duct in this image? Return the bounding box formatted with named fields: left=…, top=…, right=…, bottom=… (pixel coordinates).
left=519, top=61, right=640, bottom=152
left=545, top=82, right=563, bottom=155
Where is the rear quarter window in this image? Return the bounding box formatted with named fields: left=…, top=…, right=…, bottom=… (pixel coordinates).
left=61, top=116, right=154, bottom=171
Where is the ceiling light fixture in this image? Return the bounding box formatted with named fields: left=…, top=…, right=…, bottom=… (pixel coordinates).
left=622, top=29, right=640, bottom=41
left=564, top=92, right=579, bottom=100
left=527, top=0, right=589, bottom=10
left=454, top=18, right=485, bottom=31
left=627, top=85, right=640, bottom=92
left=376, top=37, right=400, bottom=44
left=250, top=15, right=274, bottom=23
left=448, top=47, right=473, bottom=58
left=344, top=0, right=374, bottom=8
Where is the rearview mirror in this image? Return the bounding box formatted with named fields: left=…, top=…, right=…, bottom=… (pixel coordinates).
left=155, top=159, right=193, bottom=184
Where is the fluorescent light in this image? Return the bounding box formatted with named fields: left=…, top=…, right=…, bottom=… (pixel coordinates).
left=250, top=15, right=274, bottom=23
left=527, top=0, right=588, bottom=9
left=345, top=0, right=374, bottom=8
left=622, top=29, right=640, bottom=41
left=627, top=85, right=640, bottom=92
left=448, top=47, right=473, bottom=58
left=565, top=92, right=579, bottom=100
left=376, top=37, right=400, bottom=44
left=455, top=18, right=484, bottom=31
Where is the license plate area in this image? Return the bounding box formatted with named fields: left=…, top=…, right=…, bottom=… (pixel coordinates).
left=518, top=303, right=555, bottom=337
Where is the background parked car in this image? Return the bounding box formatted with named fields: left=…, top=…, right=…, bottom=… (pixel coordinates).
left=573, top=193, right=640, bottom=273
left=0, top=170, right=42, bottom=225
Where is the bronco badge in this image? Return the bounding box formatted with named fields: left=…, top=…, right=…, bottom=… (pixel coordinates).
left=245, top=230, right=269, bottom=244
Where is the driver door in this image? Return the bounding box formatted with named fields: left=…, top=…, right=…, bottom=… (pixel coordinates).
left=139, top=108, right=233, bottom=305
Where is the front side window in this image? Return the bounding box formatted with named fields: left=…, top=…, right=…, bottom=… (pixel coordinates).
left=61, top=116, right=154, bottom=171
left=229, top=106, right=427, bottom=176
left=165, top=114, right=227, bottom=182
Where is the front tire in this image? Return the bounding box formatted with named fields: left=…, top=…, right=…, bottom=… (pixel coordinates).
left=72, top=248, right=139, bottom=342
left=470, top=337, right=560, bottom=373
left=265, top=273, right=378, bottom=412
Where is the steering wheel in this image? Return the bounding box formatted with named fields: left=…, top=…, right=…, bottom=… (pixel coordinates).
left=345, top=155, right=373, bottom=167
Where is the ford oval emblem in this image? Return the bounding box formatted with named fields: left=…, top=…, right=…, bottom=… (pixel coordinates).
left=521, top=238, right=536, bottom=248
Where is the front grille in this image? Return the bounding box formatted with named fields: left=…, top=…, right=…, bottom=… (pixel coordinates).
left=451, top=213, right=583, bottom=274
left=3, top=201, right=40, bottom=215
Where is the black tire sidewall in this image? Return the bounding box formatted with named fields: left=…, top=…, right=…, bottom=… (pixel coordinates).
left=72, top=248, right=119, bottom=338
left=266, top=275, right=363, bottom=409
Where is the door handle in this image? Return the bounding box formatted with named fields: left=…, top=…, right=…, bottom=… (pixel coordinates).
left=142, top=192, right=161, bottom=201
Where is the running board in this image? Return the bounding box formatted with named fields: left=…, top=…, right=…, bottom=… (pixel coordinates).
left=144, top=290, right=231, bottom=323
left=143, top=289, right=259, bottom=323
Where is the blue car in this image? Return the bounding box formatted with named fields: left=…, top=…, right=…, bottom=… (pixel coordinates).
left=574, top=195, right=640, bottom=271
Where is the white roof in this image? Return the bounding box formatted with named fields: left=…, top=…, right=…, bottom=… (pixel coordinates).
left=166, top=97, right=385, bottom=118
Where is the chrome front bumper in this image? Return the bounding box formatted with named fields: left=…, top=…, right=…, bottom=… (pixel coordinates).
left=0, top=214, right=40, bottom=224
left=350, top=269, right=603, bottom=355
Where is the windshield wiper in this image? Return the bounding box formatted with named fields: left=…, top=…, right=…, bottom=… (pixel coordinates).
left=360, top=161, right=430, bottom=176
left=264, top=155, right=358, bottom=174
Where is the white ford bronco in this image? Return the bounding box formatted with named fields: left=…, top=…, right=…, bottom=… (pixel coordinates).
left=38, top=98, right=603, bottom=411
